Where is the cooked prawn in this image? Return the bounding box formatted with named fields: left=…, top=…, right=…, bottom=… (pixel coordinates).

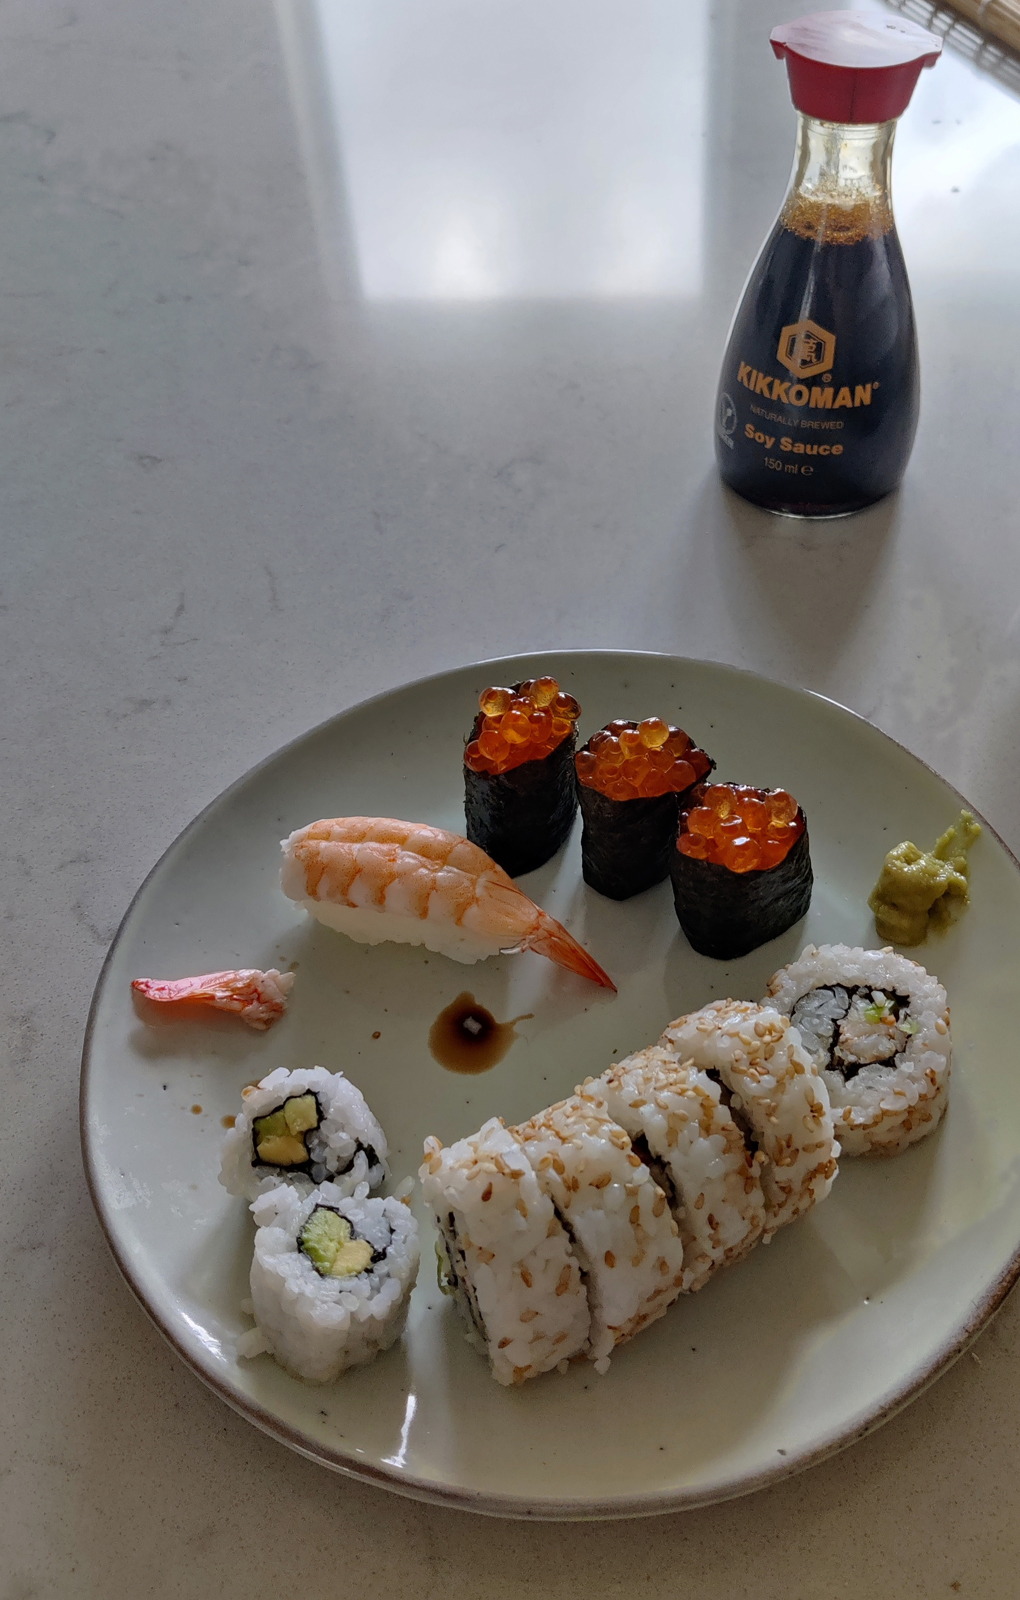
left=281, top=817, right=615, bottom=991
left=131, top=968, right=294, bottom=1029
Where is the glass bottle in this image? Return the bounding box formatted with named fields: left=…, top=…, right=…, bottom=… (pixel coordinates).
left=714, top=11, right=941, bottom=519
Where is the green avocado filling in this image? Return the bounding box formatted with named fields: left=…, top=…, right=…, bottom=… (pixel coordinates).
left=253, top=1093, right=319, bottom=1167
left=868, top=811, right=981, bottom=947
left=299, top=1206, right=374, bottom=1279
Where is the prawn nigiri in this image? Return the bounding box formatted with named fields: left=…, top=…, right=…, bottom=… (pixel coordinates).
left=281, top=817, right=615, bottom=990
left=131, top=968, right=294, bottom=1029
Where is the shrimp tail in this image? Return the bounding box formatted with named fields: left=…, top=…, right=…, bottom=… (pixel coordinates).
left=131, top=969, right=294, bottom=1029
left=523, top=914, right=616, bottom=991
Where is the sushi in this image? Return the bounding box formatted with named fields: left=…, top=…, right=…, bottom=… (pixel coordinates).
left=463, top=676, right=581, bottom=877
left=238, top=1181, right=419, bottom=1383
left=575, top=720, right=714, bottom=900
left=421, top=1118, right=590, bottom=1385
left=515, top=1093, right=686, bottom=1371
left=671, top=783, right=812, bottom=959
left=281, top=815, right=615, bottom=989
left=220, top=1066, right=388, bottom=1202
left=419, top=995, right=839, bottom=1385
left=766, top=944, right=951, bottom=1156
left=583, top=1043, right=766, bottom=1291
left=659, top=1001, right=838, bottom=1235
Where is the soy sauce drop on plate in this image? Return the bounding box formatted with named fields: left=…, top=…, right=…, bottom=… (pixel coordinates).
left=428, top=992, right=532, bottom=1074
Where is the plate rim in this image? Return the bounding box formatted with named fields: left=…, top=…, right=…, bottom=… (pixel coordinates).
left=79, top=648, right=1020, bottom=1520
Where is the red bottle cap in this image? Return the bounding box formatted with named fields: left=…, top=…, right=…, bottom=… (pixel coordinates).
left=771, top=10, right=941, bottom=124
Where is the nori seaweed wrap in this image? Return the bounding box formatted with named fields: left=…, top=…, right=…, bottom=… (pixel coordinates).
left=670, top=783, right=812, bottom=959
left=463, top=677, right=581, bottom=878
left=575, top=720, right=714, bottom=901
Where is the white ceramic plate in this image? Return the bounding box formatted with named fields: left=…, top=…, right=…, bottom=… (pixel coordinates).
left=81, top=652, right=1020, bottom=1519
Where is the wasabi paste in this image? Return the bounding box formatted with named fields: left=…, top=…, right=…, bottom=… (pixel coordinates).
left=868, top=810, right=981, bottom=946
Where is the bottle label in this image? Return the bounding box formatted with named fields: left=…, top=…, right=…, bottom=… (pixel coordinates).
left=713, top=223, right=918, bottom=516
left=777, top=319, right=835, bottom=378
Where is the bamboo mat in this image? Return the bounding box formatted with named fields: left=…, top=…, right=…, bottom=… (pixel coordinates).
left=944, top=0, right=1020, bottom=53
left=885, top=0, right=1020, bottom=95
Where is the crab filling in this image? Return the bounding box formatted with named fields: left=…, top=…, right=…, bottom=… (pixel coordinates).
left=252, top=1092, right=320, bottom=1167
left=299, top=1206, right=375, bottom=1278
left=791, top=986, right=917, bottom=1081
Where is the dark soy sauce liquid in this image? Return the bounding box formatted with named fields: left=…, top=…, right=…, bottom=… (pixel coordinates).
left=715, top=212, right=918, bottom=517
left=428, top=992, right=533, bottom=1074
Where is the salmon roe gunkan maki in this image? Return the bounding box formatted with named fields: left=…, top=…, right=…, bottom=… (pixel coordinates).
left=575, top=721, right=714, bottom=900
left=463, top=676, right=581, bottom=878
left=671, top=783, right=813, bottom=960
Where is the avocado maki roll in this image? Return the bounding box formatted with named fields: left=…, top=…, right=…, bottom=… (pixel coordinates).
left=575, top=720, right=713, bottom=900
left=219, top=1066, right=388, bottom=1202
left=463, top=676, right=581, bottom=877
left=670, top=783, right=812, bottom=960
left=238, top=1181, right=419, bottom=1383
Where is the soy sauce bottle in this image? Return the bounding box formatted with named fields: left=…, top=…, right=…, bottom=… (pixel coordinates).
left=715, top=11, right=941, bottom=518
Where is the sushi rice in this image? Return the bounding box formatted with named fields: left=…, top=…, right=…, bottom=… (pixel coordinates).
left=659, top=1002, right=839, bottom=1236
left=239, top=1181, right=419, bottom=1383
left=220, top=1066, right=388, bottom=1203
left=585, top=1044, right=766, bottom=1291
left=515, top=1093, right=687, bottom=1371
left=766, top=944, right=951, bottom=1156
left=420, top=1118, right=590, bottom=1386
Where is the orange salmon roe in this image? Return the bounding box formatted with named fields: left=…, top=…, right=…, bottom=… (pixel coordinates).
left=575, top=720, right=712, bottom=802
left=465, top=676, right=581, bottom=775
left=677, top=784, right=804, bottom=874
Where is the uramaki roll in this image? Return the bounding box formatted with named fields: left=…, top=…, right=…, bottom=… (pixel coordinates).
left=515, top=1093, right=686, bottom=1371
left=420, top=1118, right=590, bottom=1385
left=765, top=944, right=951, bottom=1157
left=659, top=1001, right=839, bottom=1237
left=582, top=1044, right=766, bottom=1292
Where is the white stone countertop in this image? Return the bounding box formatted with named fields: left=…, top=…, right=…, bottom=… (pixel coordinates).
left=4, top=0, right=1020, bottom=1592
